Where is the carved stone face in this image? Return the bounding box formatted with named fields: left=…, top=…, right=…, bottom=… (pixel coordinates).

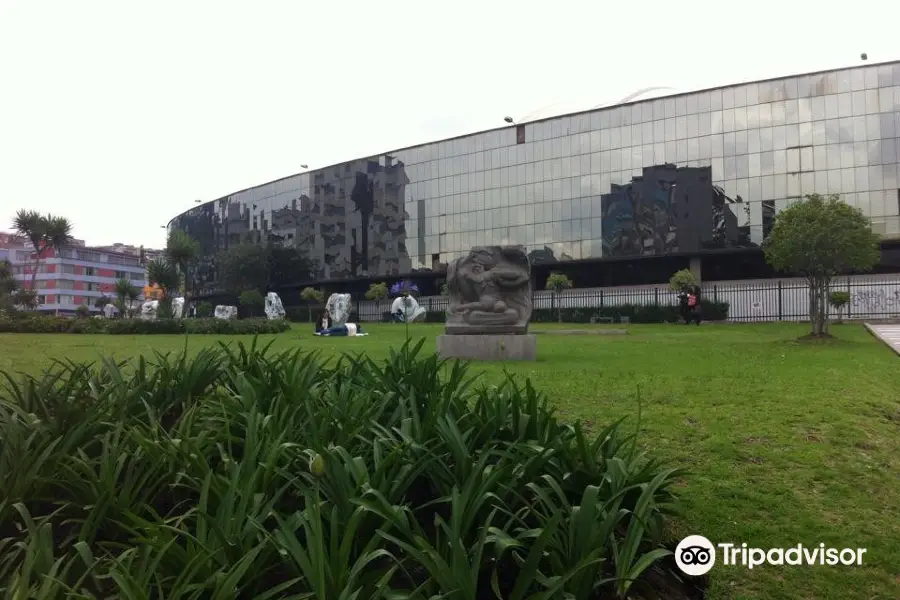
left=326, top=293, right=352, bottom=324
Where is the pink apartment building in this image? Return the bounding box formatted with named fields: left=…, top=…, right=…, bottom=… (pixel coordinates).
left=0, top=232, right=147, bottom=314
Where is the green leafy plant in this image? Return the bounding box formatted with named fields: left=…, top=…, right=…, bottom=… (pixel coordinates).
left=238, top=289, right=265, bottom=318
left=366, top=282, right=389, bottom=318
left=668, top=269, right=697, bottom=293
left=11, top=209, right=73, bottom=294
left=764, top=193, right=880, bottom=337
left=300, top=287, right=324, bottom=322
left=828, top=290, right=851, bottom=324
left=0, top=338, right=686, bottom=598
left=545, top=272, right=573, bottom=323
left=196, top=300, right=214, bottom=318
left=0, top=315, right=290, bottom=334
left=114, top=278, right=138, bottom=318
left=75, top=304, right=91, bottom=318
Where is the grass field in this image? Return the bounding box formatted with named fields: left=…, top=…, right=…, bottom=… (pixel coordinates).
left=2, top=322, right=899, bottom=599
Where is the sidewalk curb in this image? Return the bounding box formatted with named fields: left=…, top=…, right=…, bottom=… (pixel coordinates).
left=864, top=323, right=900, bottom=356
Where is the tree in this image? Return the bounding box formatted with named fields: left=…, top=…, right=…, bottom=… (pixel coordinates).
left=147, top=259, right=180, bottom=317
left=365, top=282, right=388, bottom=314
left=95, top=295, right=112, bottom=316
left=11, top=210, right=73, bottom=293
left=126, top=285, right=140, bottom=318
left=114, top=278, right=137, bottom=318
left=238, top=289, right=265, bottom=318
left=545, top=272, right=572, bottom=324
left=668, top=269, right=697, bottom=293
left=300, top=287, right=324, bottom=322
left=764, top=193, right=880, bottom=337
left=828, top=291, right=850, bottom=324
left=268, top=246, right=315, bottom=289
left=217, top=244, right=270, bottom=295
left=165, top=230, right=199, bottom=300
left=75, top=304, right=91, bottom=318
left=0, top=259, right=19, bottom=313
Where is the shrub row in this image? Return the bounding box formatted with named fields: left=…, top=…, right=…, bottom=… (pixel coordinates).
left=0, top=339, right=686, bottom=598
left=0, top=315, right=291, bottom=334
left=381, top=300, right=729, bottom=324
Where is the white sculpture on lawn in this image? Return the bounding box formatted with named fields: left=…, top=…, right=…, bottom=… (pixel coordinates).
left=172, top=297, right=185, bottom=319
left=264, top=292, right=286, bottom=320
left=102, top=303, right=117, bottom=319
left=391, top=295, right=426, bottom=323
left=140, top=300, right=159, bottom=320
left=325, top=293, right=351, bottom=325
left=214, top=305, right=238, bottom=320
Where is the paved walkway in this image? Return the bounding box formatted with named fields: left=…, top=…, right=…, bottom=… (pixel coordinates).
left=865, top=324, right=900, bottom=356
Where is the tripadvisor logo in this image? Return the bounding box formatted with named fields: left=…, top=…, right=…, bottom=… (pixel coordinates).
left=675, top=535, right=867, bottom=575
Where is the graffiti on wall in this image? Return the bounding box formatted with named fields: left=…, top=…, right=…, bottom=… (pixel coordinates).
left=850, top=289, right=900, bottom=311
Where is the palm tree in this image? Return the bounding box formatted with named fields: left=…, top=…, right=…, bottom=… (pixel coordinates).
left=165, top=230, right=198, bottom=300
left=12, top=210, right=45, bottom=290
left=114, top=277, right=137, bottom=318
left=11, top=210, right=73, bottom=292
left=126, top=285, right=140, bottom=318
left=147, top=258, right=179, bottom=300
left=44, top=215, right=73, bottom=258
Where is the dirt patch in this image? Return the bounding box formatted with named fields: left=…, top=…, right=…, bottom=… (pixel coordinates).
left=795, top=333, right=838, bottom=343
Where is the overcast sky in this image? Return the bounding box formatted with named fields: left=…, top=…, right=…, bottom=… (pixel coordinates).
left=1, top=0, right=897, bottom=249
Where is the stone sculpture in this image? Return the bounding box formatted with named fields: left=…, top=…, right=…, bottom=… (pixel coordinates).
left=172, top=297, right=185, bottom=319
left=391, top=295, right=426, bottom=323
left=214, top=305, right=238, bottom=320
left=437, top=245, right=536, bottom=361
left=265, top=292, right=286, bottom=320
left=102, top=303, right=117, bottom=319
left=140, top=300, right=159, bottom=320
left=326, top=293, right=352, bottom=325
left=445, top=245, right=533, bottom=334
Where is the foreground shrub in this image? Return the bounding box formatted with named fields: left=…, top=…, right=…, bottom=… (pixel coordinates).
left=0, top=315, right=291, bottom=334
left=0, top=339, right=685, bottom=598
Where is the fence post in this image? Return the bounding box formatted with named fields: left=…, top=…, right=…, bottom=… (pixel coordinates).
left=654, top=288, right=659, bottom=306
left=713, top=285, right=718, bottom=303
left=846, top=277, right=852, bottom=320
left=777, top=281, right=783, bottom=321
left=600, top=290, right=604, bottom=309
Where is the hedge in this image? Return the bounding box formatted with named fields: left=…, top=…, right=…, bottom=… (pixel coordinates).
left=0, top=315, right=292, bottom=335
left=382, top=300, right=729, bottom=324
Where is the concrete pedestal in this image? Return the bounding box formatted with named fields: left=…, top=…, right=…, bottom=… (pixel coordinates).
left=436, top=334, right=537, bottom=361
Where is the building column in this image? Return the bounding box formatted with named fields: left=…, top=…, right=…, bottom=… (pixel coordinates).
left=690, top=257, right=702, bottom=284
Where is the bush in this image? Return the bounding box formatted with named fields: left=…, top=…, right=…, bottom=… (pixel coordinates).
left=0, top=315, right=291, bottom=335
left=0, top=340, right=685, bottom=598
left=411, top=301, right=730, bottom=325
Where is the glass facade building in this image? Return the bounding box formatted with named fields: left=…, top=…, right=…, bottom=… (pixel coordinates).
left=169, top=61, right=900, bottom=293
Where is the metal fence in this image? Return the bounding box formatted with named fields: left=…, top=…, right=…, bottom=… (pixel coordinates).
left=350, top=274, right=900, bottom=323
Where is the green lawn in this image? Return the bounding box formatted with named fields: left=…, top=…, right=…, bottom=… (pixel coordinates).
left=2, top=322, right=899, bottom=599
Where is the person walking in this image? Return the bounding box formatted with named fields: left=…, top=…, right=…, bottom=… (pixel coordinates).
left=686, top=286, right=702, bottom=325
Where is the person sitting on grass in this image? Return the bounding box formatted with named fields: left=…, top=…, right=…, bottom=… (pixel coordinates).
left=315, top=322, right=365, bottom=336
left=315, top=310, right=332, bottom=333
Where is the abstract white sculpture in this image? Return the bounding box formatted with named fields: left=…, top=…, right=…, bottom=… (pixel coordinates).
left=102, top=303, right=117, bottom=319
left=264, top=292, right=286, bottom=320
left=391, top=295, right=427, bottom=323
left=214, top=305, right=238, bottom=320
left=172, top=297, right=185, bottom=319
left=325, top=293, right=351, bottom=325
left=140, top=300, right=159, bottom=320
